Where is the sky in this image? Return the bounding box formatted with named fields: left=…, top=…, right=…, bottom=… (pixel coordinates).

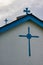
left=0, top=0, right=43, bottom=27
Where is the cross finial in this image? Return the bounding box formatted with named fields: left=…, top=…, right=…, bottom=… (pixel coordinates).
left=23, top=8, right=30, bottom=15
left=4, top=18, right=8, bottom=25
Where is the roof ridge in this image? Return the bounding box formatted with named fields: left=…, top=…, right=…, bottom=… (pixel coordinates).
left=0, top=14, right=43, bottom=32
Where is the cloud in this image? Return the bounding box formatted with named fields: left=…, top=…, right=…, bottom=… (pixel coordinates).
left=0, top=0, right=14, bottom=7
left=30, top=0, right=43, bottom=8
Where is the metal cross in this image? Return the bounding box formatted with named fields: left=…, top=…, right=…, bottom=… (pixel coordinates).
left=19, top=27, right=39, bottom=56
left=4, top=18, right=8, bottom=25
left=23, top=8, right=30, bottom=15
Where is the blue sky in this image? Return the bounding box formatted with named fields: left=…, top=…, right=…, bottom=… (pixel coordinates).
left=0, top=0, right=43, bottom=27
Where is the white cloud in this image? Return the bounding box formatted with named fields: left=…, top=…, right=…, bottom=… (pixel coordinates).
left=31, top=0, right=43, bottom=8
left=0, top=0, right=14, bottom=7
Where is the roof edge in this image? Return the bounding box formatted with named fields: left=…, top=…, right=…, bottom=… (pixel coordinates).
left=0, top=14, right=43, bottom=33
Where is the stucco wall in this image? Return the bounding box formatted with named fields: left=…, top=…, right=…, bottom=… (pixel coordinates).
left=0, top=21, right=43, bottom=65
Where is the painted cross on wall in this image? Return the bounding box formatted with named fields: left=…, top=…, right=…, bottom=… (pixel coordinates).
left=19, top=27, right=39, bottom=56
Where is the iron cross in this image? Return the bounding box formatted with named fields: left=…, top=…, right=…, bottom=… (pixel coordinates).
left=19, top=27, right=39, bottom=56
left=23, top=8, right=30, bottom=15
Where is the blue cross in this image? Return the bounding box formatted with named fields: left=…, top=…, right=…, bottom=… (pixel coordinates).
left=23, top=8, right=30, bottom=15
left=4, top=18, right=8, bottom=24
left=19, top=27, right=39, bottom=56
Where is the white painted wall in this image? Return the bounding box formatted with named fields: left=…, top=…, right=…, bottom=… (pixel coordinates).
left=0, top=21, right=43, bottom=65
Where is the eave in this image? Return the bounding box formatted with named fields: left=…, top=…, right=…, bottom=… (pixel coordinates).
left=0, top=14, right=43, bottom=33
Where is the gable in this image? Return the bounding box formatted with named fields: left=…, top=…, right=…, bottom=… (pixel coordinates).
left=0, top=14, right=43, bottom=33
